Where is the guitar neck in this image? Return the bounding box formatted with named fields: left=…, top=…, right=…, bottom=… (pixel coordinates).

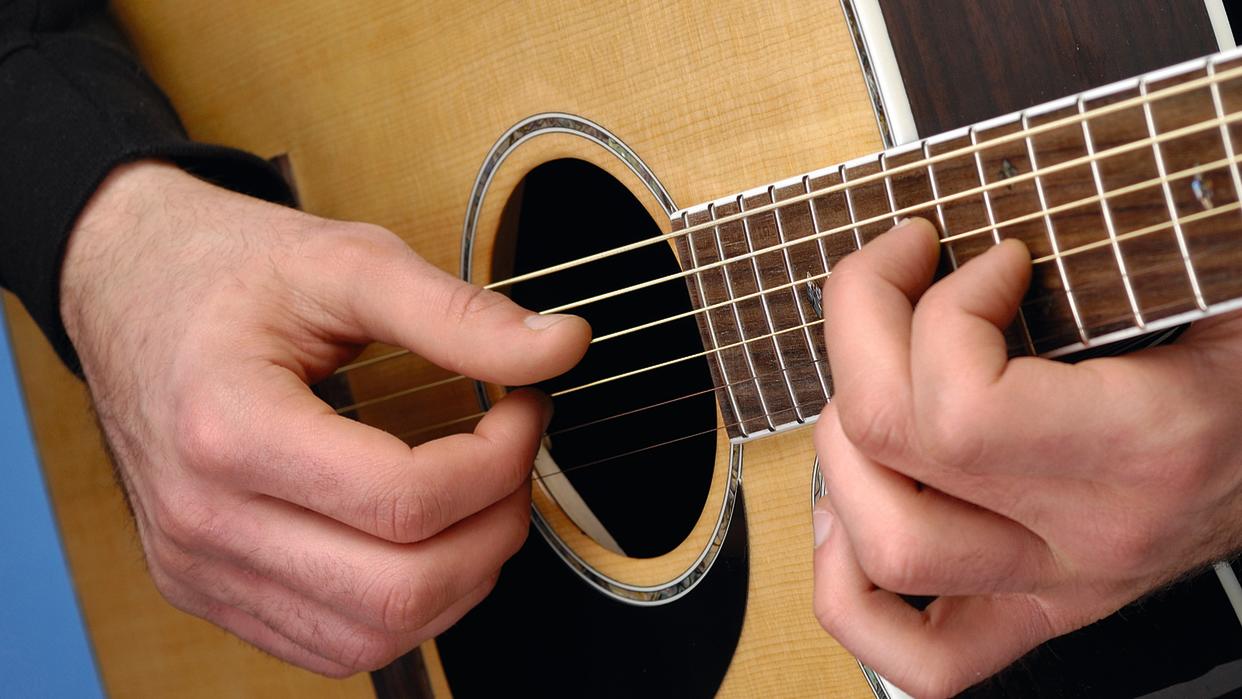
left=675, top=48, right=1242, bottom=442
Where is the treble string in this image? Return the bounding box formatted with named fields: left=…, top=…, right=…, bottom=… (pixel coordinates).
left=364, top=198, right=1242, bottom=457
left=483, top=60, right=1242, bottom=292
left=331, top=150, right=1242, bottom=416
left=333, top=110, right=1242, bottom=380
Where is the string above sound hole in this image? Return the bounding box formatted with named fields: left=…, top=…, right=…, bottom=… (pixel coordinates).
left=497, top=159, right=717, bottom=559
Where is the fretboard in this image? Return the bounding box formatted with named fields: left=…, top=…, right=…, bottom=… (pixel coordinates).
left=674, top=49, right=1242, bottom=442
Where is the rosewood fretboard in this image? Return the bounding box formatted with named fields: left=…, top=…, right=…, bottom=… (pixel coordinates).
left=674, top=49, right=1242, bottom=442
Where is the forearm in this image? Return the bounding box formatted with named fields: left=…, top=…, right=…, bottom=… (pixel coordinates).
left=0, top=0, right=291, bottom=372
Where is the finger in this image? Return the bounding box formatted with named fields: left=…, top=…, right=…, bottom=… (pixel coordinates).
left=912, top=238, right=1031, bottom=393
left=815, top=406, right=1058, bottom=595
left=812, top=502, right=1056, bottom=699
left=182, top=480, right=531, bottom=635
left=205, top=374, right=546, bottom=544
left=298, top=226, right=590, bottom=386
left=823, top=218, right=941, bottom=463
left=903, top=238, right=1196, bottom=478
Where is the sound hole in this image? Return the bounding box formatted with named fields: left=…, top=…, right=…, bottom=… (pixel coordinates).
left=495, top=159, right=716, bottom=559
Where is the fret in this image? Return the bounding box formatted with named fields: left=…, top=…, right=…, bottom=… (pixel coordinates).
left=1147, top=64, right=1242, bottom=308
left=840, top=165, right=865, bottom=251
left=709, top=202, right=779, bottom=433
left=770, top=185, right=832, bottom=405
left=1076, top=97, right=1146, bottom=329
left=922, top=141, right=954, bottom=268
left=806, top=169, right=862, bottom=269
left=1025, top=102, right=1140, bottom=341
left=677, top=211, right=749, bottom=438
left=969, top=126, right=1038, bottom=356
left=879, top=153, right=901, bottom=227
left=802, top=175, right=834, bottom=278
left=842, top=158, right=893, bottom=244
left=737, top=195, right=804, bottom=422
left=926, top=134, right=996, bottom=268
left=1208, top=59, right=1242, bottom=234
left=1021, top=113, right=1090, bottom=346
left=1140, top=77, right=1207, bottom=311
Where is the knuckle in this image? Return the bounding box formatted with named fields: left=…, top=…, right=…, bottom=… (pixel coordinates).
left=366, top=567, right=444, bottom=633
left=856, top=528, right=932, bottom=594
left=153, top=491, right=230, bottom=552
left=916, top=390, right=986, bottom=471
left=172, top=391, right=239, bottom=479
left=376, top=476, right=450, bottom=544
left=443, top=283, right=509, bottom=327
left=338, top=628, right=404, bottom=673
left=813, top=589, right=846, bottom=636
left=837, top=389, right=908, bottom=459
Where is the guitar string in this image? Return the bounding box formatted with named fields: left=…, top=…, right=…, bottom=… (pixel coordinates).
left=331, top=151, right=1242, bottom=416
left=354, top=199, right=1242, bottom=448
left=333, top=110, right=1242, bottom=379
left=444, top=222, right=1241, bottom=485
left=330, top=150, right=1232, bottom=387
left=481, top=61, right=1242, bottom=292
left=393, top=356, right=831, bottom=443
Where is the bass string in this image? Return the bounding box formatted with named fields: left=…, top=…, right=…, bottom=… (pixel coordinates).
left=393, top=355, right=832, bottom=444
left=398, top=234, right=1200, bottom=475
left=484, top=61, right=1242, bottom=292
left=334, top=139, right=1241, bottom=380
left=332, top=162, right=1242, bottom=416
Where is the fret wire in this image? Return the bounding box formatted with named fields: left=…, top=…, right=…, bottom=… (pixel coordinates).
left=770, top=185, right=832, bottom=403
left=1207, top=60, right=1242, bottom=233
left=487, top=60, right=1242, bottom=293
left=970, top=126, right=1038, bottom=355
left=1077, top=97, right=1146, bottom=329
left=840, top=165, right=865, bottom=251
left=1032, top=199, right=1242, bottom=264
left=880, top=153, right=902, bottom=227
left=922, top=141, right=960, bottom=269
left=683, top=210, right=749, bottom=438
left=1139, top=77, right=1207, bottom=311
left=1022, top=113, right=1090, bottom=345
left=710, top=203, right=776, bottom=432
left=803, top=174, right=835, bottom=276
left=738, top=194, right=803, bottom=422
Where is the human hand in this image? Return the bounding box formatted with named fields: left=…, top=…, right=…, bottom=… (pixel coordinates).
left=59, top=160, right=590, bottom=676
left=810, top=218, right=1242, bottom=698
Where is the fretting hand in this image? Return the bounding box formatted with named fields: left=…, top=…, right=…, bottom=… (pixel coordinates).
left=60, top=160, right=591, bottom=676
left=811, top=218, right=1242, bottom=698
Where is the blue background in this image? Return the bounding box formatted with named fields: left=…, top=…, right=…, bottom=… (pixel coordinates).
left=0, top=309, right=102, bottom=697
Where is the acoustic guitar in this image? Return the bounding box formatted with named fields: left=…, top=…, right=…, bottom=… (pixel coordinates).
left=11, top=1, right=1242, bottom=697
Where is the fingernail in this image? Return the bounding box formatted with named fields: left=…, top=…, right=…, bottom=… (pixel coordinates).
left=812, top=508, right=833, bottom=549
left=893, top=217, right=911, bottom=229
left=524, top=313, right=569, bottom=330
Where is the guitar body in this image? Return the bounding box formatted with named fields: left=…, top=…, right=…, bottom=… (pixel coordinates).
left=9, top=1, right=1242, bottom=697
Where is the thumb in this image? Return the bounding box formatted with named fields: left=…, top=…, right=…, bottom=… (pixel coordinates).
left=297, top=224, right=591, bottom=385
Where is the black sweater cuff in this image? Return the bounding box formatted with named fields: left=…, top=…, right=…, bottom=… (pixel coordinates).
left=0, top=22, right=293, bottom=374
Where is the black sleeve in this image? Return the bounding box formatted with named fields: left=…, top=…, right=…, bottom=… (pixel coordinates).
left=0, top=0, right=293, bottom=372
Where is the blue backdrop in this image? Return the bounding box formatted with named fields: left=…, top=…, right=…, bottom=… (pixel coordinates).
left=0, top=310, right=102, bottom=697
